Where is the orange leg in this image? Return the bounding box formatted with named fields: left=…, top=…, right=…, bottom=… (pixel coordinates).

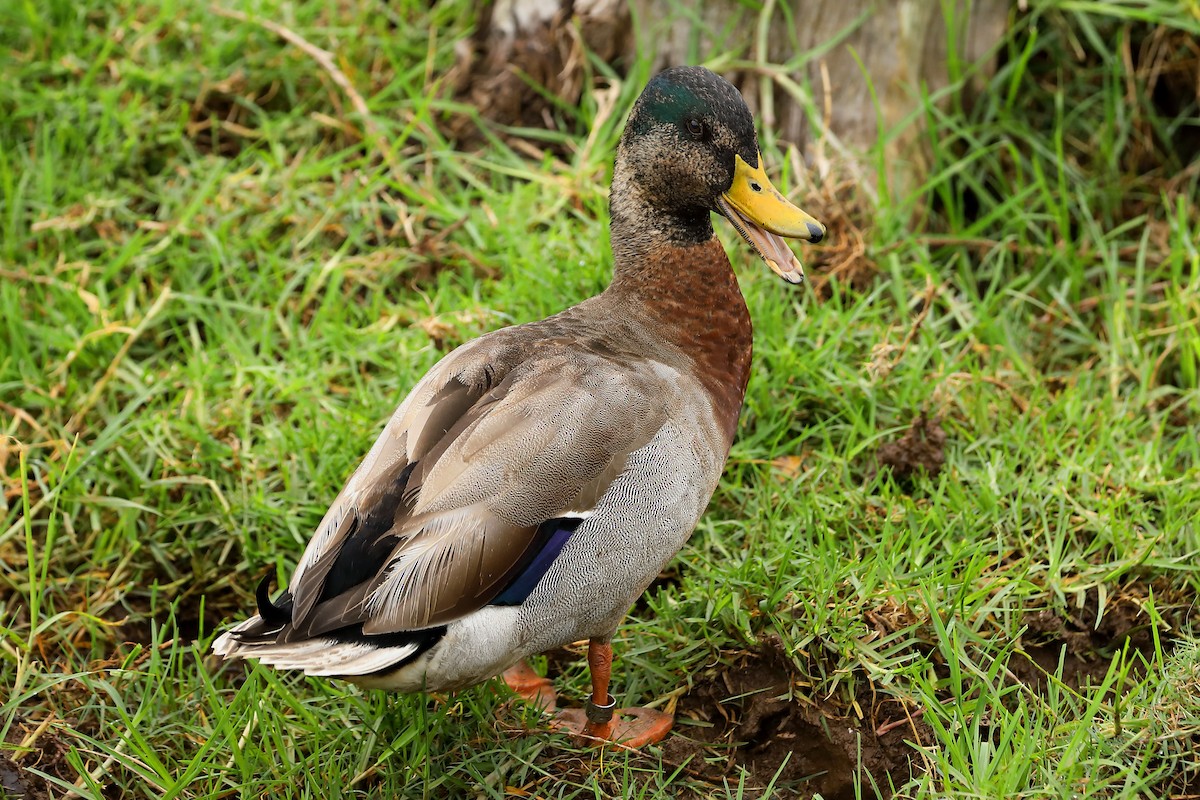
left=581, top=640, right=617, bottom=740
left=553, top=638, right=675, bottom=748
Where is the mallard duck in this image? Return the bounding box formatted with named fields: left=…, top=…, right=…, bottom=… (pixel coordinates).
left=212, top=65, right=824, bottom=747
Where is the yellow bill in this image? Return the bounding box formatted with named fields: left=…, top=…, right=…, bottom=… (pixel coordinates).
left=716, top=152, right=825, bottom=284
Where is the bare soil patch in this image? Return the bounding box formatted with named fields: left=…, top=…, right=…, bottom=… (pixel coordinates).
left=2, top=717, right=79, bottom=800
left=876, top=414, right=946, bottom=484
left=660, top=645, right=928, bottom=799
left=1013, top=585, right=1170, bottom=692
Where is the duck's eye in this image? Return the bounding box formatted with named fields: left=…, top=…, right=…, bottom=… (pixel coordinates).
left=685, top=118, right=705, bottom=139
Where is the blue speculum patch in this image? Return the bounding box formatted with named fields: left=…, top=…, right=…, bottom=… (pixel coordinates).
left=491, top=519, right=582, bottom=605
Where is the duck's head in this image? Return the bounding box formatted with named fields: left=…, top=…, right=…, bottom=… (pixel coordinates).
left=614, top=66, right=825, bottom=283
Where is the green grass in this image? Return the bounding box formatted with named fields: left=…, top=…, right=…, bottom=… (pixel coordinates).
left=3, top=0, right=1200, bottom=797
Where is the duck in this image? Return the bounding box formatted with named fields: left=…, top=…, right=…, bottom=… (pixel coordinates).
left=212, top=65, right=825, bottom=748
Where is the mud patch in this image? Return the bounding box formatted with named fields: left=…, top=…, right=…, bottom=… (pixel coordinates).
left=876, top=414, right=946, bottom=484
left=2, top=718, right=79, bottom=800
left=661, top=645, right=927, bottom=799
left=0, top=757, right=31, bottom=800
left=1013, top=587, right=1167, bottom=692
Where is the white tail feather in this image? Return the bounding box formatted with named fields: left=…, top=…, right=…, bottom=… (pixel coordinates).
left=211, top=618, right=419, bottom=676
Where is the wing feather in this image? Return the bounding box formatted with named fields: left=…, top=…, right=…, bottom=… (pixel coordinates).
left=282, top=326, right=681, bottom=637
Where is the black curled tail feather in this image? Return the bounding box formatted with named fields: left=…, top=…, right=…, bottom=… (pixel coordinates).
left=216, top=572, right=449, bottom=676
left=226, top=573, right=294, bottom=644
left=255, top=573, right=294, bottom=628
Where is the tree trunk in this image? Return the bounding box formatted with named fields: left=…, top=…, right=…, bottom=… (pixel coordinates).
left=451, top=0, right=1010, bottom=192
